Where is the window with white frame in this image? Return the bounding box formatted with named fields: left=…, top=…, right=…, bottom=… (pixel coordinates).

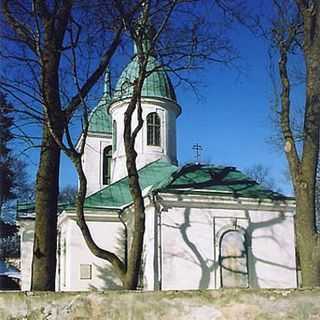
left=112, top=120, right=117, bottom=152
left=102, top=146, right=112, bottom=185
left=146, top=112, right=161, bottom=146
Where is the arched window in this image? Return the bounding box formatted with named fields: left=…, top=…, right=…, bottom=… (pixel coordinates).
left=112, top=120, right=117, bottom=152
left=147, top=112, right=161, bottom=146
left=219, top=229, right=249, bottom=288
left=102, top=146, right=112, bottom=185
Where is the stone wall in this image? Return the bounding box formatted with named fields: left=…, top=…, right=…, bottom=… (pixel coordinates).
left=0, top=289, right=319, bottom=320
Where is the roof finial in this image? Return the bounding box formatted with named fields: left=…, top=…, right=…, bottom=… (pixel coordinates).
left=103, top=68, right=112, bottom=101
left=192, top=143, right=203, bottom=164
left=133, top=1, right=156, bottom=56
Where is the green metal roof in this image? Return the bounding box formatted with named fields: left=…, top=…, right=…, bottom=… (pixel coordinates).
left=16, top=202, right=35, bottom=214
left=158, top=163, right=288, bottom=200
left=16, top=201, right=70, bottom=217
left=83, top=159, right=178, bottom=209
left=18, top=162, right=290, bottom=216
left=112, top=55, right=176, bottom=103
left=83, top=161, right=289, bottom=211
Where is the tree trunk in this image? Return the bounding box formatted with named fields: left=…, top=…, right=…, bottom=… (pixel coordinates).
left=122, top=78, right=146, bottom=289
left=122, top=146, right=145, bottom=290
left=297, top=4, right=320, bottom=286
left=296, top=188, right=320, bottom=286
left=276, top=1, right=320, bottom=287
left=31, top=124, right=62, bottom=291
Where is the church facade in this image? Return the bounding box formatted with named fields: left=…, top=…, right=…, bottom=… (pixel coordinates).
left=18, top=43, right=297, bottom=291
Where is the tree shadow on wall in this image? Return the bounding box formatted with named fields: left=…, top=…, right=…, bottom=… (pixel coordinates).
left=162, top=201, right=296, bottom=289
left=89, top=228, right=126, bottom=291
left=244, top=210, right=297, bottom=288
left=162, top=207, right=219, bottom=289
left=161, top=164, right=296, bottom=289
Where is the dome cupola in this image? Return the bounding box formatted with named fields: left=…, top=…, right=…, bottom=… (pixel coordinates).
left=108, top=26, right=181, bottom=183
left=112, top=19, right=177, bottom=104
left=112, top=55, right=177, bottom=103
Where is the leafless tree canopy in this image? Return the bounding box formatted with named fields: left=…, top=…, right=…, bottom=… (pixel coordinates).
left=270, top=0, right=320, bottom=286
left=0, top=0, right=125, bottom=291
left=0, top=0, right=238, bottom=291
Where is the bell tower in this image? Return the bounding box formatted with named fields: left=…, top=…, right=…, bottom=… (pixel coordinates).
left=108, top=51, right=181, bottom=183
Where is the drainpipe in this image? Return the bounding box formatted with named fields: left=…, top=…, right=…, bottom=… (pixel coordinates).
left=150, top=192, right=162, bottom=291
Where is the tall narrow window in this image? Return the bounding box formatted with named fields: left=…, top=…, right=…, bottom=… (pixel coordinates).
left=147, top=112, right=161, bottom=146
left=112, top=120, right=117, bottom=152
left=219, top=230, right=249, bottom=288
left=103, top=146, right=112, bottom=185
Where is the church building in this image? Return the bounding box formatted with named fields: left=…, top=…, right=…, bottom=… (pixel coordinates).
left=18, top=38, right=297, bottom=291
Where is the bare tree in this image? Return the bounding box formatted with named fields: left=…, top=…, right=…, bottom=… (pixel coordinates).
left=58, top=185, right=77, bottom=204
left=42, top=0, right=236, bottom=289
left=270, top=0, right=320, bottom=286
left=1, top=0, right=124, bottom=290
left=0, top=92, right=32, bottom=219
left=245, top=164, right=279, bottom=191
left=316, top=158, right=320, bottom=232
left=0, top=92, right=15, bottom=217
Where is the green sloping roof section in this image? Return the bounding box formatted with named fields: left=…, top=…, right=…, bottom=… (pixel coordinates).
left=112, top=55, right=176, bottom=103
left=16, top=201, right=35, bottom=214
left=88, top=98, right=112, bottom=134
left=157, top=163, right=290, bottom=200
left=17, top=201, right=71, bottom=216
left=84, top=159, right=178, bottom=209
left=17, top=162, right=292, bottom=218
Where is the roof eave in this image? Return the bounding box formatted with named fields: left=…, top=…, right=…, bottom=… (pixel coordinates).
left=157, top=189, right=296, bottom=205
left=108, top=96, right=181, bottom=116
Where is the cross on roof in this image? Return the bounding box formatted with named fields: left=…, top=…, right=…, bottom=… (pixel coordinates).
left=192, top=144, right=203, bottom=163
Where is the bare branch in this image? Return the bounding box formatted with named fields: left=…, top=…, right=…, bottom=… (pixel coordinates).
left=64, top=25, right=123, bottom=119
left=2, top=0, right=37, bottom=53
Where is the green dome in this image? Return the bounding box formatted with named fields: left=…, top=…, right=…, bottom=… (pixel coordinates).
left=88, top=99, right=112, bottom=134
left=113, top=56, right=176, bottom=102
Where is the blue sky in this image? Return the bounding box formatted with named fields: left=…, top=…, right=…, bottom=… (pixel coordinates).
left=176, top=25, right=292, bottom=194
left=13, top=4, right=298, bottom=196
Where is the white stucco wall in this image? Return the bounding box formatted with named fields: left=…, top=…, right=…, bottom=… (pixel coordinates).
left=248, top=210, right=296, bottom=288
left=82, top=133, right=112, bottom=195
left=18, top=212, right=125, bottom=292
left=58, top=212, right=124, bottom=291
left=18, top=218, right=34, bottom=291
left=157, top=199, right=297, bottom=290
left=18, top=196, right=297, bottom=292
left=141, top=204, right=157, bottom=291
left=109, top=97, right=180, bottom=183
